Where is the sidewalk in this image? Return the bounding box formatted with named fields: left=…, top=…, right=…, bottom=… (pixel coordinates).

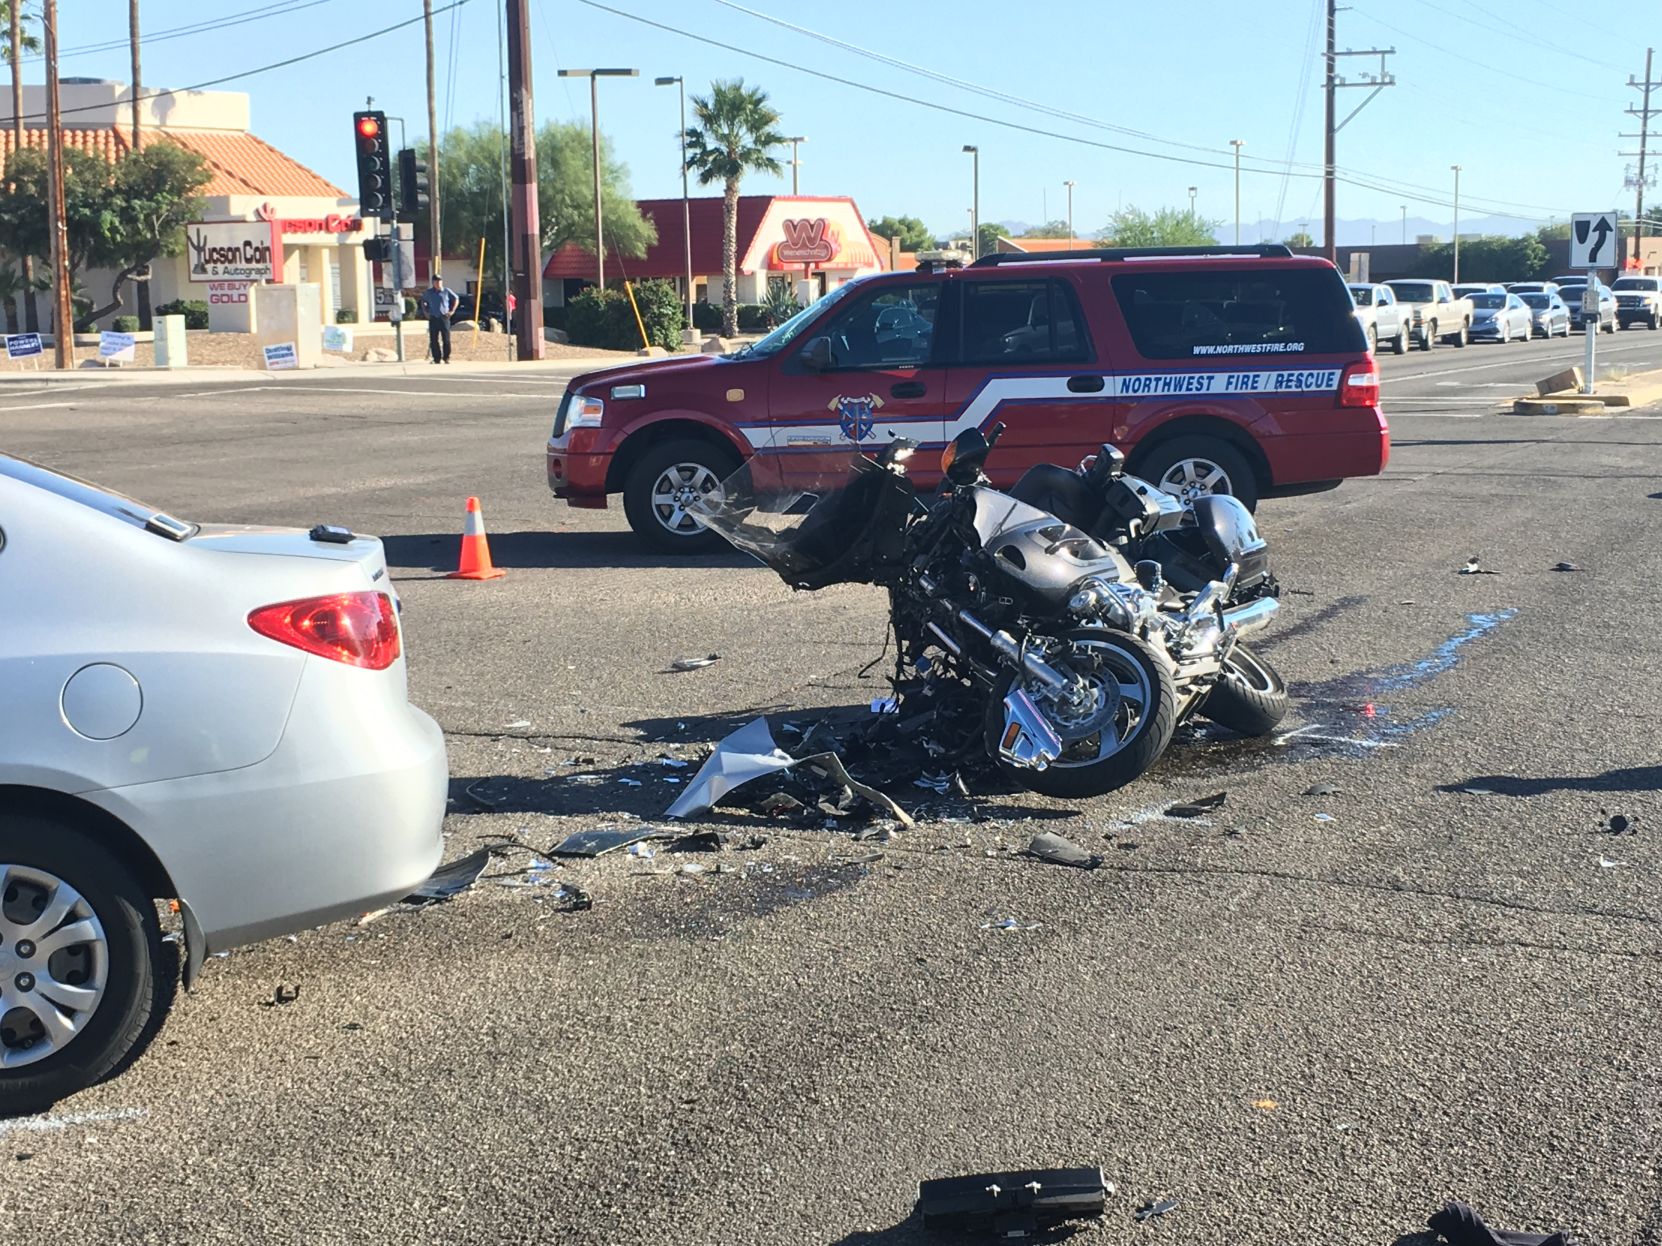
left=0, top=351, right=642, bottom=387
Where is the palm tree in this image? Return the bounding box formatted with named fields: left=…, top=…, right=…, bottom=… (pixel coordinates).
left=683, top=79, right=784, bottom=337
left=3, top=0, right=42, bottom=331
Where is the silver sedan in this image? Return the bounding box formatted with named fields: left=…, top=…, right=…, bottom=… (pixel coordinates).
left=0, top=455, right=448, bottom=1112
left=1519, top=291, right=1571, bottom=338
left=1467, top=292, right=1533, bottom=344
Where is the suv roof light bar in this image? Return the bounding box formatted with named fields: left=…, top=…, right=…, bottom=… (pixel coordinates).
left=969, top=244, right=1295, bottom=267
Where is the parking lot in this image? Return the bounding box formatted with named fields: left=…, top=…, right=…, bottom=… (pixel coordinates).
left=4, top=334, right=1661, bottom=1244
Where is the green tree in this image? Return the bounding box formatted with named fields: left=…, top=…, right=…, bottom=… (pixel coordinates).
left=1409, top=233, right=1547, bottom=283
left=0, top=147, right=115, bottom=292
left=3, top=1, right=42, bottom=332
left=683, top=78, right=784, bottom=336
left=1100, top=204, right=1222, bottom=247
left=430, top=120, right=654, bottom=267
left=82, top=142, right=212, bottom=326
left=976, top=221, right=1011, bottom=256
left=867, top=214, right=933, bottom=253
left=1283, top=230, right=1314, bottom=248
left=1021, top=219, right=1074, bottom=239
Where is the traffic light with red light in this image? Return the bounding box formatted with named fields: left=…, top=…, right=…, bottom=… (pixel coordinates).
left=397, top=148, right=430, bottom=223
left=352, top=111, right=392, bottom=221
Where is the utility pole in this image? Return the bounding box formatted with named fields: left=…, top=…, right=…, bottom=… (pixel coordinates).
left=505, top=0, right=542, bottom=360
left=1229, top=139, right=1244, bottom=245
left=43, top=0, right=72, bottom=367
left=1323, top=0, right=1395, bottom=262
left=1400, top=203, right=1407, bottom=244
left=656, top=75, right=694, bottom=336
left=130, top=0, right=152, bottom=329
left=11, top=0, right=37, bottom=332
left=1450, top=165, right=1462, bottom=283
left=1063, top=179, right=1075, bottom=246
left=1187, top=185, right=1197, bottom=221
left=1621, top=47, right=1658, bottom=272
left=424, top=0, right=441, bottom=281
left=784, top=135, right=806, bottom=194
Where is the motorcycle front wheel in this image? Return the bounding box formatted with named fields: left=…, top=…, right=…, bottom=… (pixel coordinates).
left=1199, top=642, right=1289, bottom=737
left=985, top=629, right=1177, bottom=799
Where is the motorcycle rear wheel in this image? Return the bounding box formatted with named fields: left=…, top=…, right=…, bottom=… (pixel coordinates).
left=985, top=629, right=1177, bottom=798
left=1199, top=643, right=1289, bottom=737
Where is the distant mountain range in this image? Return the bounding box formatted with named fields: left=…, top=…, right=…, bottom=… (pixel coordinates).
left=936, top=214, right=1549, bottom=247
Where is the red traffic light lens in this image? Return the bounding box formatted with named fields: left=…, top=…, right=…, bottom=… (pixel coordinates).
left=357, top=116, right=380, bottom=139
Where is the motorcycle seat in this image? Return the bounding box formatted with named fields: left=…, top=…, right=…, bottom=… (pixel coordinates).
left=1008, top=463, right=1104, bottom=534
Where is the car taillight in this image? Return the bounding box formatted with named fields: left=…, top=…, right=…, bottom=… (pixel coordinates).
left=1339, top=360, right=1379, bottom=409
left=248, top=592, right=401, bottom=670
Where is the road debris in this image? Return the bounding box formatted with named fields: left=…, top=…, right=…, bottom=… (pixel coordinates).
left=668, top=654, right=721, bottom=671
left=981, top=914, right=1041, bottom=932
left=918, top=1166, right=1109, bottom=1235
left=1303, top=783, right=1342, bottom=797
left=260, top=984, right=301, bottom=1008
left=1551, top=561, right=1582, bottom=572
left=1427, top=1199, right=1578, bottom=1246
left=1598, top=855, right=1626, bottom=869
left=1599, top=812, right=1637, bottom=835
left=1459, top=556, right=1499, bottom=576
left=1250, top=1098, right=1278, bottom=1111
left=1313, top=812, right=1336, bottom=823
left=405, top=848, right=493, bottom=905
left=550, top=882, right=592, bottom=911
left=1134, top=1197, right=1180, bottom=1222
left=1166, top=791, right=1227, bottom=818
left=1025, top=831, right=1102, bottom=870
left=551, top=826, right=669, bottom=858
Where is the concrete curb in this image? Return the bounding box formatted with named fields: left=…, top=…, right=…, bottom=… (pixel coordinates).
left=1512, top=397, right=1615, bottom=416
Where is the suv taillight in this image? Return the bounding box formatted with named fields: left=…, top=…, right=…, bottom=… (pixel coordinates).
left=248, top=592, right=401, bottom=670
left=1339, top=360, right=1379, bottom=409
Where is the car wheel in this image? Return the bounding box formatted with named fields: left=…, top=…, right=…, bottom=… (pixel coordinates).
left=622, top=437, right=742, bottom=555
left=1604, top=316, right=1616, bottom=334
left=1133, top=435, right=1260, bottom=512
left=1451, top=322, right=1469, bottom=347
left=1367, top=325, right=1378, bottom=353
left=1394, top=325, right=1410, bottom=354
left=1421, top=320, right=1437, bottom=351
left=0, top=816, right=171, bottom=1116
left=1499, top=321, right=1510, bottom=344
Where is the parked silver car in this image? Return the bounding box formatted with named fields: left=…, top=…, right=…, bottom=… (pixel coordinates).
left=0, top=456, right=448, bottom=1112
left=1517, top=290, right=1571, bottom=338
left=1467, top=292, right=1533, bottom=343
left=1557, top=281, right=1616, bottom=333
left=1452, top=282, right=1505, bottom=299
left=1347, top=282, right=1411, bottom=354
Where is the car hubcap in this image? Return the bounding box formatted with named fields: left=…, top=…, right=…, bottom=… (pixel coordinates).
left=1157, top=457, right=1232, bottom=503
left=0, top=865, right=108, bottom=1069
left=649, top=463, right=722, bottom=536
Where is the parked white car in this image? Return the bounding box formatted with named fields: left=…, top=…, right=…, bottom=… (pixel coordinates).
left=1347, top=282, right=1411, bottom=354
left=0, top=455, right=448, bottom=1112
left=1381, top=279, right=1475, bottom=350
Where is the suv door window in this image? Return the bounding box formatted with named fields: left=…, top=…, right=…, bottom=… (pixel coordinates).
left=817, top=285, right=939, bottom=369
left=1113, top=267, right=1364, bottom=359
left=958, top=279, right=1088, bottom=363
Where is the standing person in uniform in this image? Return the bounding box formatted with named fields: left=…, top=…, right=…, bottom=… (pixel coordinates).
left=422, top=273, right=459, bottom=364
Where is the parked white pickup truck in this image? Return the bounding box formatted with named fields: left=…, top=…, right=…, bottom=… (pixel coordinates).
left=1381, top=279, right=1474, bottom=350
left=1348, top=282, right=1411, bottom=355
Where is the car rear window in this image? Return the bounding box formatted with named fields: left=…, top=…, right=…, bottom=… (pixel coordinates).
left=1520, top=294, right=1551, bottom=308
left=1471, top=294, right=1506, bottom=309
left=1386, top=282, right=1437, bottom=303
left=0, top=454, right=195, bottom=540
left=1349, top=287, right=1374, bottom=306
left=1112, top=266, right=1364, bottom=359
left=958, top=279, right=1089, bottom=364
left=1614, top=278, right=1659, bottom=290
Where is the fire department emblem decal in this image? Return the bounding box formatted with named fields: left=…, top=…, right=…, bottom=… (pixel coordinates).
left=828, top=392, right=883, bottom=441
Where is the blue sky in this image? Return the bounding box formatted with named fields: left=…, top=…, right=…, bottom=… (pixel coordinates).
left=41, top=0, right=1662, bottom=242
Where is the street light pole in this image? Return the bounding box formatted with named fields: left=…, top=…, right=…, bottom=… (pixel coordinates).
left=1401, top=203, right=1407, bottom=243
left=1063, top=179, right=1075, bottom=245
left=1450, top=164, right=1462, bottom=284
left=1229, top=140, right=1245, bottom=245
left=655, top=76, right=694, bottom=337
left=1188, top=185, right=1197, bottom=222
left=784, top=136, right=807, bottom=194
left=558, top=68, right=639, bottom=289
left=963, top=145, right=979, bottom=258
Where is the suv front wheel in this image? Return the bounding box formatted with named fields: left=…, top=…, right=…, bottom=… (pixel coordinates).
left=1133, top=435, right=1259, bottom=512
left=623, top=437, right=741, bottom=554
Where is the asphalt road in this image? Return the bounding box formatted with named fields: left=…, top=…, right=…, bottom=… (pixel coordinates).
left=2, top=335, right=1661, bottom=1246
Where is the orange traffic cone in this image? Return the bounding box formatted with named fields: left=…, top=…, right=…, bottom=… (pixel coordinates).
left=449, top=496, right=506, bottom=580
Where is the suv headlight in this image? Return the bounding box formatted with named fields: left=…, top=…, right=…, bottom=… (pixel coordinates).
left=568, top=395, right=604, bottom=427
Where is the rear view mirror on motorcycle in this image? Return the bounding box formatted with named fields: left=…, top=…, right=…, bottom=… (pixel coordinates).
left=943, top=424, right=1004, bottom=484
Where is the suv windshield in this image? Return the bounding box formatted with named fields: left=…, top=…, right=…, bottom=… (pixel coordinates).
left=1386, top=282, right=1437, bottom=303
left=738, top=280, right=865, bottom=359
left=0, top=453, right=195, bottom=540
left=1613, top=278, right=1659, bottom=291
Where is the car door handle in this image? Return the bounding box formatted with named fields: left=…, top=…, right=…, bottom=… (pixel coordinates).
left=1067, top=374, right=1105, bottom=393
left=890, top=380, right=926, bottom=399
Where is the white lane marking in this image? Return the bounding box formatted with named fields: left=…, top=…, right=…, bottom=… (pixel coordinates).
left=0, top=1107, right=148, bottom=1137
left=228, top=385, right=554, bottom=398
left=1385, top=340, right=1662, bottom=382
left=0, top=401, right=74, bottom=412
left=173, top=386, right=280, bottom=399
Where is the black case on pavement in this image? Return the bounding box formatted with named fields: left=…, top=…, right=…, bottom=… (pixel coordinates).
left=917, top=1166, right=1107, bottom=1236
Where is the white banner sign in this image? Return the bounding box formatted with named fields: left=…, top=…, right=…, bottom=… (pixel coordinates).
left=262, top=342, right=298, bottom=370
left=322, top=325, right=353, bottom=353
left=186, top=219, right=279, bottom=283
left=98, top=331, right=136, bottom=362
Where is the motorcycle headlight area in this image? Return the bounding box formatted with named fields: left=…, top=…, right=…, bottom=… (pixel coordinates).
left=1066, top=576, right=1153, bottom=627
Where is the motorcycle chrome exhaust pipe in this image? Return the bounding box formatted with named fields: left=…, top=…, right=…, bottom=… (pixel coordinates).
left=1219, top=596, right=1279, bottom=637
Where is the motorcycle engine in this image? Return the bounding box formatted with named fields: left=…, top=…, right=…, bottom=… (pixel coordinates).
left=982, top=516, right=1135, bottom=608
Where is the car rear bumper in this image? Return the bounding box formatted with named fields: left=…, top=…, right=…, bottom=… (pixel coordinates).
left=547, top=432, right=611, bottom=509
left=1261, top=409, right=1389, bottom=486
left=88, top=665, right=450, bottom=951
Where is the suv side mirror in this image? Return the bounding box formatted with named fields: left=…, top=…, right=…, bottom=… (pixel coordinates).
left=801, top=336, right=832, bottom=371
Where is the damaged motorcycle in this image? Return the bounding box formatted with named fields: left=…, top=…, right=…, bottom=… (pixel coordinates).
left=694, top=426, right=1287, bottom=799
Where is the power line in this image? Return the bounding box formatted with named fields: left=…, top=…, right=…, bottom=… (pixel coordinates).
left=1433, top=0, right=1626, bottom=72
left=17, top=2, right=472, bottom=123
left=1274, top=0, right=1325, bottom=242
left=1354, top=10, right=1624, bottom=103
left=579, top=0, right=1569, bottom=222
left=24, top=0, right=328, bottom=63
